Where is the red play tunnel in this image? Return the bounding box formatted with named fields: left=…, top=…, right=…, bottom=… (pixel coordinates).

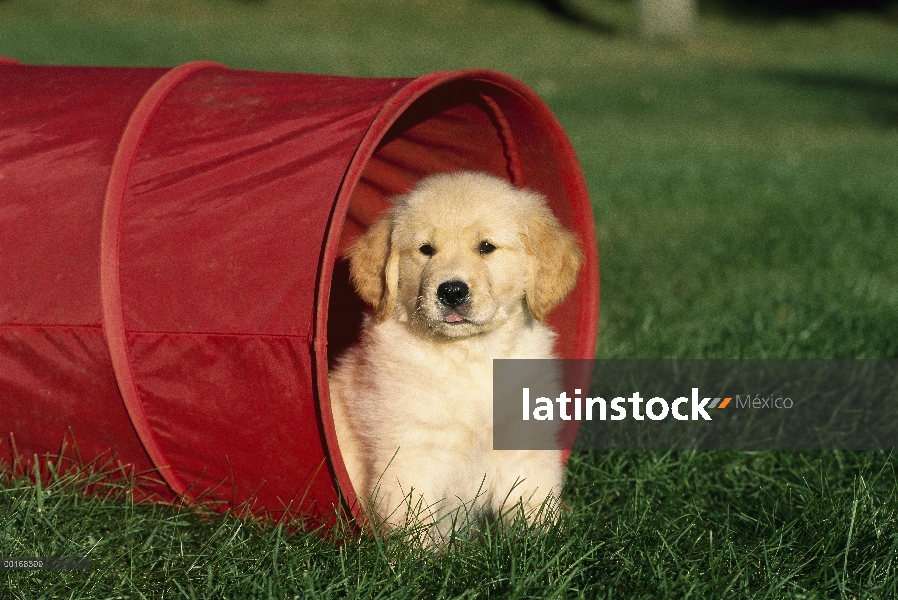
left=0, top=60, right=598, bottom=526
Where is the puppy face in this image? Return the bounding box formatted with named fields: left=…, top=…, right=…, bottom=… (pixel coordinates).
left=347, top=172, right=582, bottom=338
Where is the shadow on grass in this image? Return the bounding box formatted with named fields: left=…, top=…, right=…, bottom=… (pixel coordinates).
left=704, top=0, right=898, bottom=19
left=762, top=69, right=898, bottom=129
left=524, top=0, right=618, bottom=35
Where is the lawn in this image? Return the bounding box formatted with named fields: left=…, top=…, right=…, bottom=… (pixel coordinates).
left=2, top=0, right=898, bottom=597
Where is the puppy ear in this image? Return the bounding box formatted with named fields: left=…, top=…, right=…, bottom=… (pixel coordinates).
left=345, top=214, right=398, bottom=322
left=521, top=203, right=583, bottom=322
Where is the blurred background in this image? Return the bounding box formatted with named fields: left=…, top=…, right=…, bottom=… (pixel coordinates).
left=1, top=0, right=896, bottom=359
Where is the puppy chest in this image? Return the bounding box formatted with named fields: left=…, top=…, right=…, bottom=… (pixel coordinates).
left=381, top=361, right=493, bottom=425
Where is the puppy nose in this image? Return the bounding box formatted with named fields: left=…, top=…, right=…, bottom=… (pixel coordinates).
left=437, top=280, right=470, bottom=307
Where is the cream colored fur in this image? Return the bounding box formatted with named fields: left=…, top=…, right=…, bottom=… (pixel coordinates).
left=328, top=171, right=582, bottom=545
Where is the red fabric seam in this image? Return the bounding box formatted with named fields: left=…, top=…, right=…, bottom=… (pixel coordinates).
left=100, top=60, right=225, bottom=501
left=478, top=93, right=523, bottom=186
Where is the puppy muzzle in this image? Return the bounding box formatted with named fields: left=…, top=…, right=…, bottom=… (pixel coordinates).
left=436, top=280, right=470, bottom=308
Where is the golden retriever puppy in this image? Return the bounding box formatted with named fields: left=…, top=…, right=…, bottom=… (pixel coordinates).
left=328, top=171, right=582, bottom=546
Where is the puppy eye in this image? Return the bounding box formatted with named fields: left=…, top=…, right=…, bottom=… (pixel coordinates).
left=419, top=244, right=435, bottom=256
left=479, top=241, right=496, bottom=254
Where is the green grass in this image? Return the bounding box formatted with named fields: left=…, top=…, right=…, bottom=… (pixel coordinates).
left=2, top=0, right=898, bottom=597
left=4, top=451, right=898, bottom=597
